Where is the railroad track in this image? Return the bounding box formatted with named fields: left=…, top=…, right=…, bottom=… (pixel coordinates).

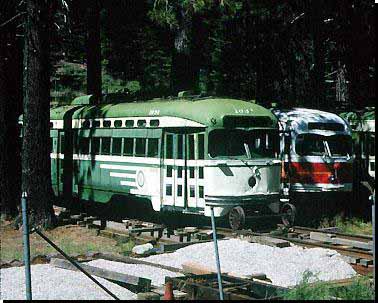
left=64, top=214, right=374, bottom=276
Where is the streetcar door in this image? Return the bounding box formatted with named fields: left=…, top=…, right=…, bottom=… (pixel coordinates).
left=163, top=132, right=186, bottom=208
left=186, top=133, right=206, bottom=210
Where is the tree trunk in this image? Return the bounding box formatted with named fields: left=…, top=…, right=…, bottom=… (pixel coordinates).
left=0, top=2, right=22, bottom=219
left=22, top=0, right=56, bottom=228
left=335, top=61, right=348, bottom=110
left=310, top=0, right=326, bottom=110
left=170, top=5, right=198, bottom=95
left=86, top=0, right=102, bottom=103
left=348, top=2, right=371, bottom=111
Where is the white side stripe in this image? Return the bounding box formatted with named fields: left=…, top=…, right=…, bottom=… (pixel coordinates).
left=120, top=181, right=136, bottom=187
left=110, top=172, right=135, bottom=178
left=100, top=164, right=136, bottom=171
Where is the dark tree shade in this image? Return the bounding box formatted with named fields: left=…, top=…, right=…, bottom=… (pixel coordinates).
left=170, top=4, right=200, bottom=95
left=22, top=0, right=56, bottom=228
left=86, top=0, right=102, bottom=102
left=0, top=1, right=22, bottom=219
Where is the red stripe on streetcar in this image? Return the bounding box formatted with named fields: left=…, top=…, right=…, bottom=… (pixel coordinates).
left=287, top=162, right=353, bottom=184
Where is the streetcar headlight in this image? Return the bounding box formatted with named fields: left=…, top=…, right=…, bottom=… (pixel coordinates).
left=248, top=176, right=257, bottom=188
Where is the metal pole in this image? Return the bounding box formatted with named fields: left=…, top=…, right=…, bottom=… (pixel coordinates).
left=371, top=191, right=375, bottom=288
left=21, top=192, right=32, bottom=300
left=210, top=206, right=224, bottom=300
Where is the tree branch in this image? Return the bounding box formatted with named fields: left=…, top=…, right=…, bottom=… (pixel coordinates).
left=0, top=12, right=26, bottom=29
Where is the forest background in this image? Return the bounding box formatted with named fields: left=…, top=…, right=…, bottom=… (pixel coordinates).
left=0, top=0, right=375, bottom=224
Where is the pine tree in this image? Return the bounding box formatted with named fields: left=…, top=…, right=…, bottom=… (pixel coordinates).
left=22, top=0, right=56, bottom=228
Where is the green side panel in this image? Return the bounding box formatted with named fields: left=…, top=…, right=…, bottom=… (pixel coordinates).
left=73, top=159, right=142, bottom=203
left=50, top=130, right=59, bottom=137
left=51, top=158, right=58, bottom=196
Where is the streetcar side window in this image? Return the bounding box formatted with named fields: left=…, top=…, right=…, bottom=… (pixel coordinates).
left=124, top=138, right=134, bottom=156
left=114, top=120, right=123, bottom=128
left=112, top=138, right=122, bottom=156
left=166, top=135, right=173, bottom=159
left=198, top=134, right=204, bottom=159
left=101, top=137, right=111, bottom=155
left=79, top=137, right=89, bottom=154
left=91, top=137, right=100, bottom=155
left=125, top=120, right=134, bottom=128
left=147, top=138, right=159, bottom=157
left=60, top=135, right=65, bottom=153
left=135, top=138, right=146, bottom=157
left=177, top=135, right=184, bottom=159
left=188, top=134, right=195, bottom=160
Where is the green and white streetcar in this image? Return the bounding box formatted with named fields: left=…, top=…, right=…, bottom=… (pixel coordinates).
left=23, top=95, right=296, bottom=229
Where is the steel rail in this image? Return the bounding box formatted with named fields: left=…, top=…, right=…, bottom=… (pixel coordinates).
left=282, top=225, right=373, bottom=242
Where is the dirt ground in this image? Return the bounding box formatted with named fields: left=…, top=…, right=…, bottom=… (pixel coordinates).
left=0, top=221, right=121, bottom=263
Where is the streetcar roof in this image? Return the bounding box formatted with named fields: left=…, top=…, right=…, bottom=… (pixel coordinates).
left=50, top=97, right=278, bottom=128
left=272, top=108, right=351, bottom=135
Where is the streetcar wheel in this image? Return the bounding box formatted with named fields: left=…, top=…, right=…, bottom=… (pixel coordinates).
left=228, top=206, right=246, bottom=231
left=281, top=203, right=296, bottom=227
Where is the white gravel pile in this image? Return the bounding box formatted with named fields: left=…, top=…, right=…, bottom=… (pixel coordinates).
left=87, top=259, right=184, bottom=286
left=142, top=239, right=357, bottom=287
left=0, top=264, right=137, bottom=300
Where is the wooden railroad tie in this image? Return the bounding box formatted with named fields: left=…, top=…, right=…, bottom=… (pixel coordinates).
left=309, top=232, right=373, bottom=250
left=247, top=235, right=291, bottom=248
left=50, top=257, right=151, bottom=292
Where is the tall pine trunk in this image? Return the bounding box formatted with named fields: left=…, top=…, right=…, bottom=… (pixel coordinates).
left=0, top=2, right=22, bottom=219
left=310, top=0, right=326, bottom=110
left=170, top=5, right=199, bottom=95
left=87, top=0, right=102, bottom=103
left=22, top=0, right=55, bottom=228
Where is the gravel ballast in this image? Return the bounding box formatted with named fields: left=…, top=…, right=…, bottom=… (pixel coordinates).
left=0, top=264, right=137, bottom=300
left=0, top=239, right=358, bottom=299
left=142, top=239, right=357, bottom=287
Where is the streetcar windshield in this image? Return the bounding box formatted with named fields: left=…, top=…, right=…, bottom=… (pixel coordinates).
left=327, top=135, right=353, bottom=157
left=208, top=129, right=278, bottom=159
left=296, top=134, right=352, bottom=157
left=295, top=134, right=325, bottom=156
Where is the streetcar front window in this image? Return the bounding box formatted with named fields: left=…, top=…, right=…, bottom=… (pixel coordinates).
left=296, top=134, right=352, bottom=157
left=295, top=134, right=325, bottom=156
left=326, top=135, right=353, bottom=157
left=208, top=129, right=278, bottom=159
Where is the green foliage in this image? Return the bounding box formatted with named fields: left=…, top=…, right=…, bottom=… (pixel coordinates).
left=282, top=271, right=332, bottom=300
left=50, top=0, right=375, bottom=109
left=148, top=0, right=178, bottom=27
left=282, top=271, right=375, bottom=300
left=148, top=0, right=243, bottom=28
left=52, top=60, right=144, bottom=103
left=102, top=72, right=127, bottom=94
left=319, top=215, right=373, bottom=235
left=333, top=276, right=375, bottom=300
left=125, top=81, right=142, bottom=94
left=116, top=238, right=136, bottom=256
